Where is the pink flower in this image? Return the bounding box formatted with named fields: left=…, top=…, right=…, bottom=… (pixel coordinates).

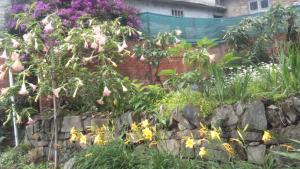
left=28, top=83, right=37, bottom=91
left=130, top=53, right=136, bottom=58
left=27, top=117, right=34, bottom=125
left=52, top=87, right=62, bottom=98
left=103, top=86, right=111, bottom=96
left=0, top=69, right=7, bottom=80
left=0, top=50, right=8, bottom=59
left=91, top=41, right=98, bottom=49
left=1, top=87, right=9, bottom=95
left=140, top=55, right=145, bottom=61
left=11, top=52, right=20, bottom=61
left=11, top=60, right=24, bottom=72
left=44, top=22, right=54, bottom=33
left=41, top=16, right=49, bottom=25
left=23, top=33, right=31, bottom=44
left=12, top=39, right=20, bottom=48
left=84, top=41, right=89, bottom=49
left=19, top=83, right=29, bottom=95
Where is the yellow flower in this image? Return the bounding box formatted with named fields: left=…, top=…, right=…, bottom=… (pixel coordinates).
left=141, top=119, right=149, bottom=128
left=210, top=128, right=221, bottom=141
left=262, top=130, right=272, bottom=143
left=70, top=127, right=78, bottom=142
left=131, top=122, right=139, bottom=132
left=70, top=127, right=77, bottom=135
left=199, top=123, right=208, bottom=138
left=142, top=127, right=153, bottom=140
left=79, top=134, right=87, bottom=144
left=199, top=147, right=207, bottom=158
left=185, top=138, right=195, bottom=149
left=70, top=133, right=78, bottom=142
left=222, top=143, right=234, bottom=158
left=94, top=134, right=106, bottom=145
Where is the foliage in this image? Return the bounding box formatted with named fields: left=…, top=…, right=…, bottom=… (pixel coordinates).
left=128, top=85, right=166, bottom=113
left=157, top=89, right=218, bottom=118
left=8, top=0, right=141, bottom=33
left=133, top=31, right=180, bottom=83
left=224, top=4, right=298, bottom=63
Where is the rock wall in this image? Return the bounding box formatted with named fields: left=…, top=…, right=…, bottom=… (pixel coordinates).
left=25, top=97, right=300, bottom=164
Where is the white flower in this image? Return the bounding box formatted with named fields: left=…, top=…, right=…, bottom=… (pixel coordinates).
left=1, top=87, right=9, bottom=95
left=91, top=41, right=98, bottom=49
left=41, top=16, right=49, bottom=25
left=11, top=60, right=24, bottom=72
left=208, top=54, right=216, bottom=63
left=103, top=86, right=111, bottom=97
left=23, top=33, right=32, bottom=44
left=140, top=55, right=145, bottom=61
left=175, top=29, right=182, bottom=36
left=11, top=52, right=20, bottom=61
left=28, top=83, right=37, bottom=91
left=0, top=50, right=8, bottom=59
left=44, top=22, right=54, bottom=33
left=122, top=85, right=128, bottom=92
left=52, top=87, right=62, bottom=98
left=19, top=83, right=29, bottom=95
left=84, top=41, right=89, bottom=49
left=12, top=39, right=20, bottom=48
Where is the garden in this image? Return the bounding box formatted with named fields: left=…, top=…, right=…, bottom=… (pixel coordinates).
left=0, top=1, right=300, bottom=169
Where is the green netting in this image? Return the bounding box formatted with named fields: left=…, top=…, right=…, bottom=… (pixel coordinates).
left=139, top=5, right=300, bottom=43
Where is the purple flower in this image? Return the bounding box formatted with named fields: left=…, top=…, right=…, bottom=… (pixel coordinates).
left=34, top=1, right=51, bottom=18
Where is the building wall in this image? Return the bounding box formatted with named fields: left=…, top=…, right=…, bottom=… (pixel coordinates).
left=224, top=0, right=300, bottom=17
left=0, top=0, right=10, bottom=30
left=126, top=0, right=215, bottom=18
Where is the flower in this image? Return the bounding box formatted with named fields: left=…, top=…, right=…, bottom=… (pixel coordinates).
left=96, top=98, right=104, bottom=105
left=91, top=41, right=98, bottom=49
left=122, top=85, right=128, bottom=92
left=44, top=22, right=54, bottom=33
left=222, top=143, right=234, bottom=158
left=27, top=117, right=34, bottom=125
left=1, top=87, right=9, bottom=95
left=0, top=69, right=7, bottom=80
left=12, top=60, right=24, bottom=72
left=130, top=53, right=136, bottom=58
left=199, top=122, right=208, bottom=138
left=94, top=134, right=106, bottom=145
left=23, top=33, right=32, bottom=44
left=262, top=130, right=272, bottom=143
left=141, top=119, right=149, bottom=128
left=0, top=50, right=8, bottom=59
left=28, top=83, right=37, bottom=91
left=11, top=52, right=20, bottom=61
left=103, top=86, right=111, bottom=97
left=209, top=54, right=216, bottom=63
left=279, top=144, right=295, bottom=152
left=19, top=83, right=29, bottom=95
left=84, top=41, right=89, bottom=49
left=142, top=127, right=153, bottom=141
left=52, top=87, right=62, bottom=98
left=79, top=134, right=87, bottom=144
left=11, top=39, right=20, bottom=48
left=199, top=147, right=207, bottom=158
left=131, top=122, right=138, bottom=132
left=140, top=55, right=145, bottom=61
left=41, top=16, right=49, bottom=25
left=210, top=128, right=221, bottom=141
left=185, top=138, right=195, bottom=149
left=156, top=39, right=161, bottom=47
left=175, top=29, right=182, bottom=36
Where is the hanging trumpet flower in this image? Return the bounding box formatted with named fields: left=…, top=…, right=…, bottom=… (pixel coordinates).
left=12, top=39, right=20, bottom=48
left=11, top=52, right=20, bottom=61
left=11, top=60, right=24, bottom=72
left=52, top=87, right=62, bottom=98
left=103, top=86, right=111, bottom=97
left=44, top=22, right=54, bottom=33
left=0, top=50, right=8, bottom=59
left=19, top=82, right=29, bottom=96
left=0, top=68, right=7, bottom=80
left=28, top=83, right=37, bottom=91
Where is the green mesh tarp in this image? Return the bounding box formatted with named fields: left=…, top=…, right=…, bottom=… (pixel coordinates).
left=139, top=5, right=300, bottom=43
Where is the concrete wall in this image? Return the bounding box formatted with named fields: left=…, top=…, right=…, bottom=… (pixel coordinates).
left=224, top=0, right=300, bottom=17
left=126, top=0, right=215, bottom=18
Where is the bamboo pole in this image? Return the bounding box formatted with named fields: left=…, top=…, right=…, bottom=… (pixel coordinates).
left=8, top=68, right=19, bottom=147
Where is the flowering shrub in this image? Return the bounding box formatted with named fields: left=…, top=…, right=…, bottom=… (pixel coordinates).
left=8, top=0, right=141, bottom=33
left=0, top=3, right=140, bottom=124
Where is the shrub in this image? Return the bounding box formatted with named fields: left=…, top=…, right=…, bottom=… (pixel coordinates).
left=157, top=89, right=218, bottom=118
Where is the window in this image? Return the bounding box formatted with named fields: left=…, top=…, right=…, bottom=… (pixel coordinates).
left=172, top=9, right=184, bottom=17
left=249, top=0, right=269, bottom=13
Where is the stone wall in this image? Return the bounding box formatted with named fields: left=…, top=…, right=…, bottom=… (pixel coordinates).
left=24, top=97, right=300, bottom=164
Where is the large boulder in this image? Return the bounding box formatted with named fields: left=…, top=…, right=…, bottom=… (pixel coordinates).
left=280, top=98, right=299, bottom=125
left=211, top=105, right=238, bottom=128
left=157, top=139, right=180, bottom=156
left=169, top=109, right=193, bottom=130
left=247, top=144, right=266, bottom=164
left=240, top=101, right=267, bottom=131
left=182, top=104, right=200, bottom=128
left=265, top=105, right=287, bottom=128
